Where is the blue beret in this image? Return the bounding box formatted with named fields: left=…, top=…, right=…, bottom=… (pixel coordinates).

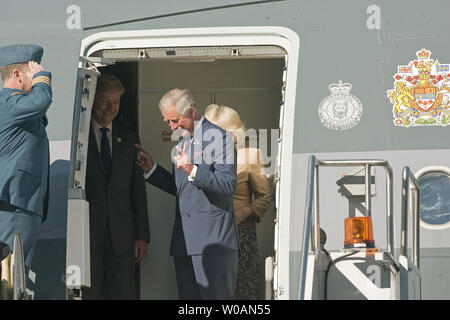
left=0, top=44, right=43, bottom=67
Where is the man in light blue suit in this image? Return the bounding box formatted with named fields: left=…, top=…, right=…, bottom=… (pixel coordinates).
left=135, top=88, right=239, bottom=299
left=0, top=44, right=52, bottom=278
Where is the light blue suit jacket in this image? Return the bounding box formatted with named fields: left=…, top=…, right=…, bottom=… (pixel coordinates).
left=0, top=71, right=52, bottom=221
left=147, top=118, right=239, bottom=256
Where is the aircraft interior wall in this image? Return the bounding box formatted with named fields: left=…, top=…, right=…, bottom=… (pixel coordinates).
left=130, top=57, right=284, bottom=299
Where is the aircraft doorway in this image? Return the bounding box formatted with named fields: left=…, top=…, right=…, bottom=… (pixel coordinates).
left=139, top=57, right=282, bottom=299
left=67, top=27, right=301, bottom=300
left=99, top=55, right=284, bottom=299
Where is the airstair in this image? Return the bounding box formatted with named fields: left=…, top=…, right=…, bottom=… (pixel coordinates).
left=298, top=156, right=421, bottom=300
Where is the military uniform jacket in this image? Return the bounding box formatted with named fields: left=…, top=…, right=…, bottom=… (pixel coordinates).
left=147, top=118, right=239, bottom=256
left=85, top=124, right=150, bottom=255
left=0, top=71, right=52, bottom=221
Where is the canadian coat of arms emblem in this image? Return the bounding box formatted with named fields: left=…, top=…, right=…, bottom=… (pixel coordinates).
left=387, top=49, right=450, bottom=127
left=318, top=80, right=363, bottom=130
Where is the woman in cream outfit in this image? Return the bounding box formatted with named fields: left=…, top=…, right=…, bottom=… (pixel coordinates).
left=204, top=104, right=272, bottom=300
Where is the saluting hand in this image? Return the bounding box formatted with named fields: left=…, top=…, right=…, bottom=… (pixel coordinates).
left=27, top=61, right=43, bottom=78
left=134, top=144, right=155, bottom=173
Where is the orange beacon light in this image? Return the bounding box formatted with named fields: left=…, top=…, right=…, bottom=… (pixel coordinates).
left=344, top=217, right=375, bottom=249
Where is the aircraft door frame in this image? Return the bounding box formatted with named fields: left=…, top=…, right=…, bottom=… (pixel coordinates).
left=78, top=27, right=300, bottom=300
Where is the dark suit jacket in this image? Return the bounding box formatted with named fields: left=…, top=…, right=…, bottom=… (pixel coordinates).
left=147, top=118, right=239, bottom=256
left=85, top=123, right=149, bottom=255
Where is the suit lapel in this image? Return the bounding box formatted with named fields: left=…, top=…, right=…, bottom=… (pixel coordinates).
left=174, top=138, right=184, bottom=189
left=89, top=126, right=107, bottom=177
left=192, top=118, right=206, bottom=164
left=175, top=119, right=205, bottom=190
left=111, top=124, right=125, bottom=181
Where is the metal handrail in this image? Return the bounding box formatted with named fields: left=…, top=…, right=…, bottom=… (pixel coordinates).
left=400, top=167, right=420, bottom=269
left=298, top=155, right=316, bottom=300
left=298, top=155, right=395, bottom=300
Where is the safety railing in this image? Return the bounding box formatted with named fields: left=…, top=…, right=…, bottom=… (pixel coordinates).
left=298, top=155, right=395, bottom=300
left=400, top=167, right=420, bottom=269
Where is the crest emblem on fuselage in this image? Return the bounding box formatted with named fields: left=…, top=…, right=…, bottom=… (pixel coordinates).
left=387, top=49, right=450, bottom=127
left=318, top=80, right=363, bottom=130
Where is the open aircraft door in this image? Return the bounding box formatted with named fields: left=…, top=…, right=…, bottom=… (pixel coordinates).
left=66, top=57, right=114, bottom=299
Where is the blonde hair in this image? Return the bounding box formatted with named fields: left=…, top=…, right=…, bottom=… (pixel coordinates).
left=204, top=104, right=246, bottom=148
left=159, top=88, right=196, bottom=116
left=0, top=63, right=27, bottom=82
left=96, top=74, right=125, bottom=96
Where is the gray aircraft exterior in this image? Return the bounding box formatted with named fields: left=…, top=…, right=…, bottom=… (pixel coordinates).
left=0, top=0, right=449, bottom=299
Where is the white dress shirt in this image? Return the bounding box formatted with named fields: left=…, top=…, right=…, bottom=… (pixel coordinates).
left=91, top=118, right=113, bottom=156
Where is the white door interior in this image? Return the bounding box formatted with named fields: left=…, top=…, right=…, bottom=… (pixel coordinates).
left=137, top=57, right=283, bottom=299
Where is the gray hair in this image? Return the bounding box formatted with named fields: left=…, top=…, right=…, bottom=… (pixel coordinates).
left=159, top=88, right=196, bottom=115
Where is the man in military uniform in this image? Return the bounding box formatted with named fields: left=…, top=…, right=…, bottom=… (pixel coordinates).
left=0, top=44, right=52, bottom=279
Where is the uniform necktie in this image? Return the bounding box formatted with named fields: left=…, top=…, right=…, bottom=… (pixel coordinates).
left=100, top=127, right=112, bottom=178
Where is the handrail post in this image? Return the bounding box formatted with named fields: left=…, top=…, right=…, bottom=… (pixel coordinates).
left=314, top=165, right=320, bottom=251
left=401, top=168, right=408, bottom=257
left=401, top=167, right=420, bottom=269
left=414, top=185, right=420, bottom=269
left=365, top=164, right=371, bottom=217
left=386, top=165, right=395, bottom=257
left=298, top=155, right=317, bottom=300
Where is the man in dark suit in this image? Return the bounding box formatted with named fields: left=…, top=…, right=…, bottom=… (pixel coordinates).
left=83, top=74, right=149, bottom=300
left=0, top=44, right=52, bottom=281
left=135, top=88, right=239, bottom=300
